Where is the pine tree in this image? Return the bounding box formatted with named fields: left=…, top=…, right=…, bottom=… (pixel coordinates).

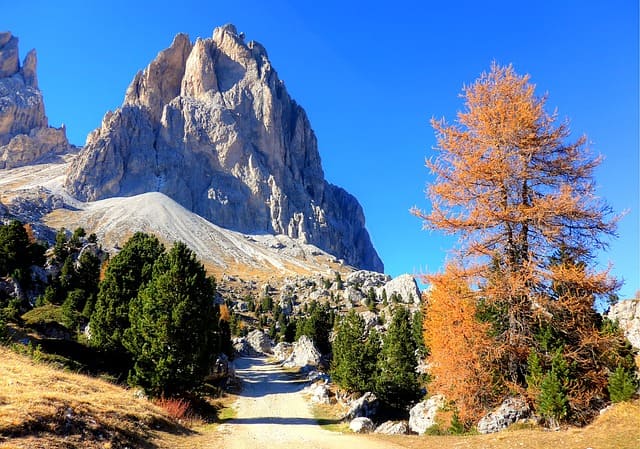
left=608, top=365, right=639, bottom=403
left=331, top=311, right=378, bottom=393
left=89, top=233, right=164, bottom=351
left=376, top=306, right=420, bottom=409
left=123, top=241, right=219, bottom=397
left=536, top=348, right=569, bottom=428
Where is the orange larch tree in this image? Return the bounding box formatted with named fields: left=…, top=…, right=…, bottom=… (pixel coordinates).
left=414, top=63, right=633, bottom=424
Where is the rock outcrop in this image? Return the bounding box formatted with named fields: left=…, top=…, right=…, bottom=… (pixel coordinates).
left=476, top=397, right=530, bottom=434
left=408, top=394, right=445, bottom=434
left=607, top=299, right=640, bottom=350
left=374, top=420, right=409, bottom=435
left=0, top=32, right=70, bottom=169
left=282, top=335, right=321, bottom=368
left=377, top=274, right=421, bottom=304
left=64, top=25, right=382, bottom=271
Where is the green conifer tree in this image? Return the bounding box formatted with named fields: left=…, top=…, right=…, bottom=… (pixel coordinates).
left=376, top=306, right=420, bottom=408
left=123, top=241, right=219, bottom=397
left=89, top=233, right=164, bottom=351
left=608, top=365, right=639, bottom=403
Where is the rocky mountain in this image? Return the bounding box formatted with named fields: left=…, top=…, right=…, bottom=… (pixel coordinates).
left=64, top=25, right=382, bottom=272
left=0, top=32, right=71, bottom=169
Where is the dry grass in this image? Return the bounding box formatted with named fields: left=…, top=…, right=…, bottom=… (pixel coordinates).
left=368, top=400, right=640, bottom=449
left=0, top=346, right=184, bottom=449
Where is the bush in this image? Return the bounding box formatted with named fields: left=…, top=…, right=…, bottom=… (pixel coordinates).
left=608, top=365, right=639, bottom=403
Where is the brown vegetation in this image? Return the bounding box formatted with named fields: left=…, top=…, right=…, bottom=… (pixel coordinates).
left=0, top=346, right=181, bottom=449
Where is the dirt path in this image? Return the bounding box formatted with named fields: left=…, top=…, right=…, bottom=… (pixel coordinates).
left=215, top=356, right=404, bottom=449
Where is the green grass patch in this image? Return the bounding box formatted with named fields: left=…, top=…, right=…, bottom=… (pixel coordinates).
left=21, top=304, right=64, bottom=325
left=311, top=403, right=349, bottom=432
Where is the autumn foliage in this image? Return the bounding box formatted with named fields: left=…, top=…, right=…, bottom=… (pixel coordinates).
left=415, top=63, right=636, bottom=426
left=424, top=265, right=499, bottom=424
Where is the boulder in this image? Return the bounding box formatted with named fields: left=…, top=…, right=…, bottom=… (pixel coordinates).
left=246, top=329, right=273, bottom=354
left=232, top=337, right=253, bottom=356
left=374, top=420, right=409, bottom=435
left=306, top=382, right=330, bottom=404
left=378, top=274, right=421, bottom=305
left=344, top=392, right=378, bottom=420
left=346, top=270, right=391, bottom=288
left=409, top=394, right=445, bottom=434
left=283, top=335, right=321, bottom=368
left=349, top=417, right=375, bottom=433
left=272, top=341, right=293, bottom=362
left=477, top=397, right=530, bottom=434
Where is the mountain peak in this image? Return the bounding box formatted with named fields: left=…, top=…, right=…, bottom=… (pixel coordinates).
left=64, top=26, right=383, bottom=272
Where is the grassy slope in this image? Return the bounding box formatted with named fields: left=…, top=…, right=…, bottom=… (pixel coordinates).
left=0, top=346, right=183, bottom=449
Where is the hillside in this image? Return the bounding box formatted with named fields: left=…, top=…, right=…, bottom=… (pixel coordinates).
left=0, top=155, right=351, bottom=284
left=0, top=345, right=180, bottom=449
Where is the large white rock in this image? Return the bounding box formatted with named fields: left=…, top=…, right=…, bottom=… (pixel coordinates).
left=246, top=329, right=273, bottom=354
left=374, top=420, right=409, bottom=435
left=272, top=341, right=293, bottom=361
left=477, top=397, right=530, bottom=434
left=349, top=417, right=374, bottom=433
left=64, top=24, right=383, bottom=272
left=607, top=299, right=640, bottom=350
left=282, top=335, right=321, bottom=368
left=409, top=394, right=445, bottom=434
left=378, top=274, right=421, bottom=305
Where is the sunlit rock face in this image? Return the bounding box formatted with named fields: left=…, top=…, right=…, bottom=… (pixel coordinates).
left=65, top=25, right=383, bottom=271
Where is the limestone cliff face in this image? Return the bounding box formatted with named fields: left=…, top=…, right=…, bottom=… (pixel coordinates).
left=65, top=25, right=383, bottom=271
left=0, top=32, right=70, bottom=169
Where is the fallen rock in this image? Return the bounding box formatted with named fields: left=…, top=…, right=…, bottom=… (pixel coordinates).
left=346, top=270, right=390, bottom=288
left=306, top=382, right=330, bottom=404
left=272, top=341, right=293, bottom=362
left=344, top=391, right=378, bottom=420
left=349, top=417, right=374, bottom=433
left=477, top=396, right=530, bottom=434
left=282, top=335, right=320, bottom=368
left=409, top=394, right=445, bottom=434
left=246, top=329, right=273, bottom=354
left=374, top=420, right=409, bottom=435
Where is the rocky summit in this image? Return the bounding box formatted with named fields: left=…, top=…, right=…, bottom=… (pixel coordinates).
left=0, top=32, right=71, bottom=169
left=65, top=25, right=382, bottom=271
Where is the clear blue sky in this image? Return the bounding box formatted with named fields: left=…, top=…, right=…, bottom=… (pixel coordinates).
left=4, top=0, right=639, bottom=299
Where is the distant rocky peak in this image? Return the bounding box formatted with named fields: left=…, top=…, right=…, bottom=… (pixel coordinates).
left=0, top=32, right=38, bottom=88
left=0, top=32, right=70, bottom=169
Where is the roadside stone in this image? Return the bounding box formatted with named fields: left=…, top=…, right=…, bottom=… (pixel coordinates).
left=344, top=391, right=378, bottom=420
left=477, top=396, right=530, bottom=434
left=409, top=394, right=445, bottom=434
left=349, top=417, right=375, bottom=433
left=374, top=420, right=409, bottom=435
